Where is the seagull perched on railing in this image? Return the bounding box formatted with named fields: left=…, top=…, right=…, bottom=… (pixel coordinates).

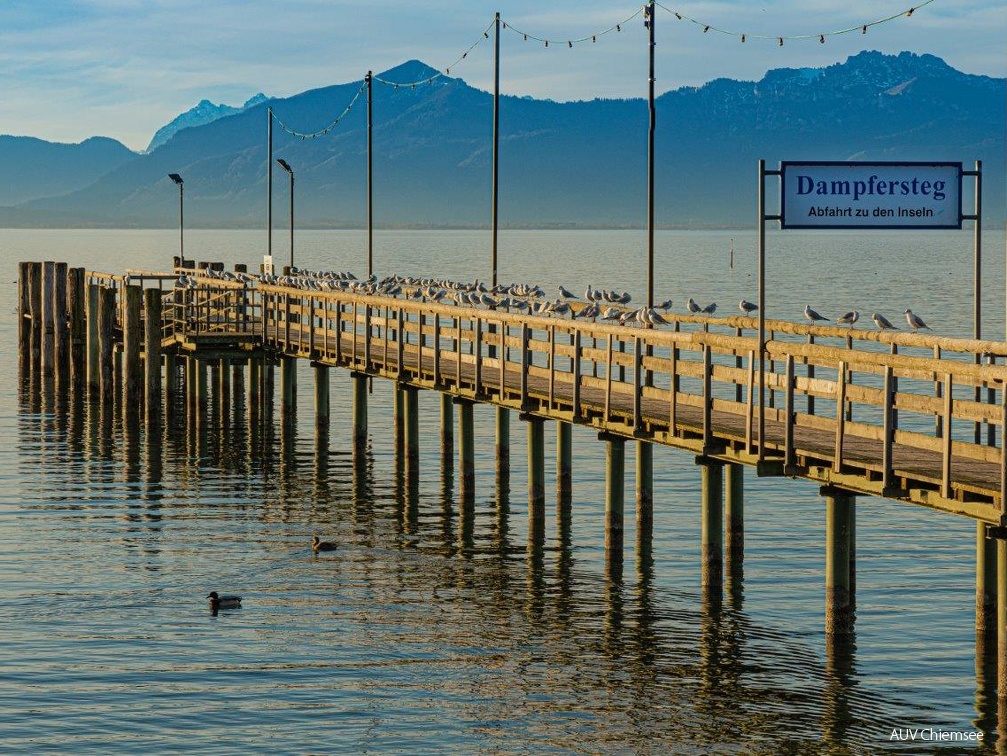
left=558, top=285, right=577, bottom=299
left=739, top=299, right=758, bottom=314
left=904, top=309, right=931, bottom=333
left=836, top=311, right=860, bottom=328
left=687, top=298, right=701, bottom=314
left=804, top=304, right=828, bottom=324
left=872, top=312, right=898, bottom=330
left=702, top=302, right=718, bottom=315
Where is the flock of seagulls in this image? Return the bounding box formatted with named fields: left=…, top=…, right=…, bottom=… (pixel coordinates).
left=175, top=267, right=934, bottom=334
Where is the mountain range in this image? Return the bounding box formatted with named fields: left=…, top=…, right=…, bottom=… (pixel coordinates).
left=0, top=51, right=1003, bottom=229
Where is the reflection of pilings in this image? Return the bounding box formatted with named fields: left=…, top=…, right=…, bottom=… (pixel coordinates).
left=636, top=440, right=653, bottom=568
left=699, top=457, right=724, bottom=598
left=725, top=462, right=744, bottom=602
left=496, top=406, right=510, bottom=487
left=314, top=364, right=330, bottom=430
left=122, top=285, right=143, bottom=418
left=457, top=398, right=475, bottom=503
left=998, top=540, right=1007, bottom=701
left=352, top=372, right=368, bottom=452
left=143, top=289, right=162, bottom=429
left=604, top=433, right=626, bottom=575
left=525, top=414, right=545, bottom=548
left=824, top=487, right=855, bottom=637
left=822, top=632, right=856, bottom=749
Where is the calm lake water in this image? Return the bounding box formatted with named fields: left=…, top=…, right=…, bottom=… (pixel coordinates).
left=2, top=227, right=1006, bottom=753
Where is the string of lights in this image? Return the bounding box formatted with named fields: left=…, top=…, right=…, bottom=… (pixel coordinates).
left=374, top=18, right=497, bottom=88
left=271, top=80, right=368, bottom=139
left=500, top=8, right=645, bottom=48
left=655, top=0, right=935, bottom=45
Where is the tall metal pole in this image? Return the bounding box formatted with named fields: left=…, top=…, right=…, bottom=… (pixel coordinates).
left=491, top=12, right=501, bottom=288
left=974, top=159, right=983, bottom=341
left=267, top=107, right=273, bottom=262
left=367, top=71, right=374, bottom=278
left=757, top=159, right=766, bottom=461
left=178, top=182, right=184, bottom=267
left=288, top=169, right=295, bottom=271
left=646, top=1, right=656, bottom=310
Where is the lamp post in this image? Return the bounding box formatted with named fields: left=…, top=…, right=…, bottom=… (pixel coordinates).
left=276, top=159, right=294, bottom=271
left=168, top=173, right=184, bottom=268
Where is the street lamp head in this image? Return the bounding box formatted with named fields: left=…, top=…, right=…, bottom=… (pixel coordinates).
left=168, top=173, right=184, bottom=185
left=276, top=159, right=293, bottom=175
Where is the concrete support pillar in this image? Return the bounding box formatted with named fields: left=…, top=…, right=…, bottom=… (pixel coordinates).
left=636, top=440, right=653, bottom=567
left=458, top=398, right=475, bottom=503
left=526, top=415, right=545, bottom=546
left=314, top=364, right=330, bottom=430
left=605, top=435, right=626, bottom=571
left=352, top=372, right=368, bottom=451
left=825, top=488, right=855, bottom=637
left=700, top=458, right=724, bottom=596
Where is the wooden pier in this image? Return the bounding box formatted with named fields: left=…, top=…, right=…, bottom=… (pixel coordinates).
left=17, top=259, right=1007, bottom=697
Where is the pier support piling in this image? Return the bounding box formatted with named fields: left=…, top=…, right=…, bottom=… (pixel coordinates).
left=122, top=285, right=143, bottom=412
left=699, top=457, right=724, bottom=597
left=314, top=364, right=330, bottom=430
left=496, top=406, right=511, bottom=488
left=404, top=385, right=420, bottom=488
left=526, top=415, right=546, bottom=546
left=440, top=393, right=454, bottom=459
left=457, top=398, right=475, bottom=503
left=97, top=286, right=116, bottom=407
left=68, top=267, right=86, bottom=393
left=824, top=487, right=855, bottom=637
left=604, top=434, right=626, bottom=572
left=281, top=356, right=297, bottom=424
left=53, top=262, right=69, bottom=390
left=557, top=421, right=572, bottom=505
left=636, top=440, right=653, bottom=567
left=352, top=372, right=368, bottom=452
left=143, top=288, right=162, bottom=427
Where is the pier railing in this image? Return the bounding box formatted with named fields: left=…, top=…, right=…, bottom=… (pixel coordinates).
left=96, top=276, right=1007, bottom=522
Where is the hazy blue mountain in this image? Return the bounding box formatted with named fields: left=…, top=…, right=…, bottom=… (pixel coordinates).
left=145, top=93, right=268, bottom=153
left=3, top=52, right=1003, bottom=228
left=0, top=135, right=136, bottom=206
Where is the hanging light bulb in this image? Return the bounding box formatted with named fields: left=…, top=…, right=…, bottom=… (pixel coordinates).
left=675, top=13, right=682, bottom=20
left=778, top=37, right=784, bottom=46
left=484, top=31, right=488, bottom=38
left=544, top=39, right=549, bottom=47
left=703, top=25, right=710, bottom=33
left=592, top=35, right=596, bottom=42
left=906, top=7, right=914, bottom=16
left=568, top=40, right=572, bottom=48
left=616, top=24, right=621, bottom=32
left=740, top=34, right=746, bottom=43
left=862, top=25, right=867, bottom=34
left=819, top=34, right=825, bottom=43
left=523, top=33, right=528, bottom=41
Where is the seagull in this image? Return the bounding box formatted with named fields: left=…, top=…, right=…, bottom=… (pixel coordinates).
left=904, top=309, right=931, bottom=333
left=739, top=299, right=758, bottom=314
left=558, top=285, right=577, bottom=299
left=312, top=535, right=337, bottom=552
left=804, top=304, right=829, bottom=324
left=687, top=298, right=702, bottom=313
left=702, top=302, right=718, bottom=315
left=872, top=312, right=898, bottom=330
left=836, top=311, right=860, bottom=328
left=656, top=299, right=673, bottom=311
left=206, top=591, right=242, bottom=611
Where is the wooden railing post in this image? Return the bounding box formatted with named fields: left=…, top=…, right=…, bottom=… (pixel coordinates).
left=882, top=365, right=895, bottom=491
left=572, top=329, right=582, bottom=419
left=520, top=323, right=530, bottom=410
left=784, top=354, right=795, bottom=469
left=633, top=336, right=642, bottom=430
left=942, top=373, right=953, bottom=499
left=833, top=360, right=847, bottom=473
left=702, top=344, right=712, bottom=447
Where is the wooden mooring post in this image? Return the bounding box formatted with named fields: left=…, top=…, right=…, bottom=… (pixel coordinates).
left=68, top=267, right=86, bottom=392
left=52, top=262, right=69, bottom=391
left=97, top=286, right=116, bottom=406
left=122, top=285, right=143, bottom=413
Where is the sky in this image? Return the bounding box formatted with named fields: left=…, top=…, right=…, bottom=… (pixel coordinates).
left=0, top=0, right=1003, bottom=152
